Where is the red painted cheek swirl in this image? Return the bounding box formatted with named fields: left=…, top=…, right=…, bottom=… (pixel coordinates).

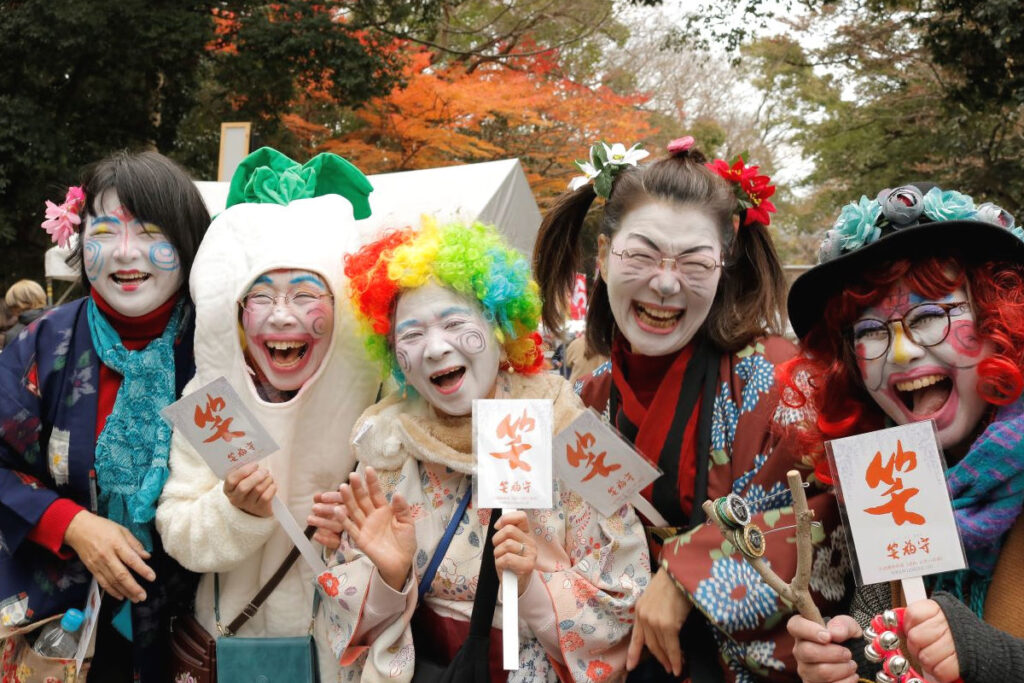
left=949, top=320, right=982, bottom=358
left=310, top=312, right=328, bottom=337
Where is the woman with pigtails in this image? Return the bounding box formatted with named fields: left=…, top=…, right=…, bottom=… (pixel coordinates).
left=532, top=138, right=846, bottom=681
left=309, top=219, right=649, bottom=682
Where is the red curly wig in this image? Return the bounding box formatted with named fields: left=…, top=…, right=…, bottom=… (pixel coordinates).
left=780, top=256, right=1024, bottom=465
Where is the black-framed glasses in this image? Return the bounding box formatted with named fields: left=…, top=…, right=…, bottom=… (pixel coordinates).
left=849, top=301, right=970, bottom=360
left=610, top=247, right=723, bottom=282
left=239, top=292, right=333, bottom=313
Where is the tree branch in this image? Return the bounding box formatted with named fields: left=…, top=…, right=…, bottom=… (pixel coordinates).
left=702, top=469, right=824, bottom=625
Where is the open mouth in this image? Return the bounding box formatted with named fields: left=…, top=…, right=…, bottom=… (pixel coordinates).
left=894, top=373, right=953, bottom=416
left=430, top=366, right=466, bottom=395
left=632, top=302, right=684, bottom=332
left=264, top=340, right=309, bottom=368
left=112, top=272, right=151, bottom=289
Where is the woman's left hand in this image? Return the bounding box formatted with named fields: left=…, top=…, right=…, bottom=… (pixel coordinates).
left=309, top=490, right=345, bottom=550
left=627, top=566, right=690, bottom=676
left=905, top=599, right=961, bottom=682
left=493, top=511, right=537, bottom=596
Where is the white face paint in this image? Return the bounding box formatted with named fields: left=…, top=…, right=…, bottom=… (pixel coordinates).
left=854, top=281, right=991, bottom=450
left=83, top=189, right=183, bottom=317
left=599, top=201, right=723, bottom=356
left=392, top=283, right=501, bottom=417
left=240, top=269, right=335, bottom=394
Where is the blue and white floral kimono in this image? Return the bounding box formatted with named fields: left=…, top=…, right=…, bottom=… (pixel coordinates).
left=0, top=298, right=197, bottom=676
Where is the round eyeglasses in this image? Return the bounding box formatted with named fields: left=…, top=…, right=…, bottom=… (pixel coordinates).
left=849, top=301, right=970, bottom=360
left=239, top=292, right=333, bottom=313
left=610, top=247, right=723, bottom=282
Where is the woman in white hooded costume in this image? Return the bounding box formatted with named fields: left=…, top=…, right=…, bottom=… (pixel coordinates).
left=156, top=148, right=381, bottom=680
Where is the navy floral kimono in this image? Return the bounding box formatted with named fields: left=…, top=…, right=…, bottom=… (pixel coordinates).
left=0, top=298, right=197, bottom=678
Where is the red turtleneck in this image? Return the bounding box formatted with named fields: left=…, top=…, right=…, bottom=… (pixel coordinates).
left=28, top=291, right=179, bottom=555
left=616, top=342, right=684, bottom=409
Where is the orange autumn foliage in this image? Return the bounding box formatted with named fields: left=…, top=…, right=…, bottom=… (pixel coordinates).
left=315, top=44, right=658, bottom=203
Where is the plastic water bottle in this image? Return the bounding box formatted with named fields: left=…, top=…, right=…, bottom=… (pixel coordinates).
left=33, top=609, right=84, bottom=659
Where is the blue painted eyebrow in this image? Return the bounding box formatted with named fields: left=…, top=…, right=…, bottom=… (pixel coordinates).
left=439, top=306, right=473, bottom=317
left=395, top=319, right=420, bottom=333
left=290, top=274, right=326, bottom=288
left=252, top=275, right=273, bottom=285
left=91, top=215, right=123, bottom=225
left=908, top=292, right=955, bottom=305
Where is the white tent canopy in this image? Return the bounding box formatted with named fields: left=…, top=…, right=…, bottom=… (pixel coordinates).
left=44, top=158, right=542, bottom=287
left=44, top=234, right=78, bottom=281
left=195, top=157, right=542, bottom=259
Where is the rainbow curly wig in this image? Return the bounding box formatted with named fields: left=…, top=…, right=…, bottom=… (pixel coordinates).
left=344, top=218, right=545, bottom=386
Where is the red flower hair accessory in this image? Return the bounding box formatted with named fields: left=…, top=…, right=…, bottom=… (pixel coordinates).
left=41, top=186, right=85, bottom=248
left=706, top=157, right=777, bottom=227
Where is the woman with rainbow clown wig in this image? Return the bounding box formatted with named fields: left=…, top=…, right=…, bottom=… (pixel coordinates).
left=308, top=219, right=649, bottom=682
left=782, top=183, right=1024, bottom=683
left=156, top=148, right=381, bottom=681
left=0, top=151, right=209, bottom=680
left=534, top=138, right=845, bottom=681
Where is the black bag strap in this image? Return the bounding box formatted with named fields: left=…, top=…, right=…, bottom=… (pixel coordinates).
left=468, top=510, right=501, bottom=636
left=215, top=524, right=317, bottom=636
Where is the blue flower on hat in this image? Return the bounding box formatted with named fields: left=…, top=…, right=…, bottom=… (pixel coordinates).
left=831, top=196, right=882, bottom=252
left=921, top=186, right=976, bottom=222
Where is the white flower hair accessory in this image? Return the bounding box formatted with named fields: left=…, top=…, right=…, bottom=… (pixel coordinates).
left=568, top=141, right=649, bottom=198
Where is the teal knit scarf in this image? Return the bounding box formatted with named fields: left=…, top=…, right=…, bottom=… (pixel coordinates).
left=87, top=297, right=183, bottom=552
left=928, top=398, right=1024, bottom=617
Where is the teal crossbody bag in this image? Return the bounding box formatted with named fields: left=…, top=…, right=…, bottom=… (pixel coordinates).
left=212, top=526, right=321, bottom=683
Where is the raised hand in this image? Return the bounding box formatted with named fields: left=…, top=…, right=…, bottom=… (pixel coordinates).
left=788, top=613, right=861, bottom=683
left=627, top=566, right=690, bottom=676
left=334, top=467, right=416, bottom=591
left=493, top=510, right=537, bottom=596
left=64, top=511, right=155, bottom=602
left=223, top=462, right=277, bottom=517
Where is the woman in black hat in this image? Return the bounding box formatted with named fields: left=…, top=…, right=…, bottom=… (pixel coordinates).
left=783, top=184, right=1024, bottom=683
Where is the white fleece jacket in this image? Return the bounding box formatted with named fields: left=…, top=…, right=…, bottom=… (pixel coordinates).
left=156, top=194, right=381, bottom=681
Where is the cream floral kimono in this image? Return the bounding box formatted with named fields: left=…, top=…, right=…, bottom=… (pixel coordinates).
left=318, top=372, right=650, bottom=682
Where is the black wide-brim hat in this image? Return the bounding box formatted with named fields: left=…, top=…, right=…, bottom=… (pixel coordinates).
left=788, top=184, right=1024, bottom=339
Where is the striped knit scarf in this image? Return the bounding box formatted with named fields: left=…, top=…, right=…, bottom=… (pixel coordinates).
left=930, top=398, right=1024, bottom=616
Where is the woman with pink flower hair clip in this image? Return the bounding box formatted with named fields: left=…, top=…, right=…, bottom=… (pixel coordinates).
left=533, top=137, right=846, bottom=681
left=0, top=149, right=209, bottom=681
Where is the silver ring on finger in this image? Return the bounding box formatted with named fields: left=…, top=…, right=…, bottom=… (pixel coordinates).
left=519, top=541, right=525, bottom=556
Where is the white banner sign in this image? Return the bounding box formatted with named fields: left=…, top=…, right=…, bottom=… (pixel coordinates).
left=161, top=376, right=278, bottom=479
left=552, top=409, right=662, bottom=518
left=827, top=420, right=966, bottom=586
left=474, top=399, right=553, bottom=510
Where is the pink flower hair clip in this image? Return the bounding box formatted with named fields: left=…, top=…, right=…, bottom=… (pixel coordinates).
left=41, top=186, right=86, bottom=248
left=666, top=136, right=695, bottom=154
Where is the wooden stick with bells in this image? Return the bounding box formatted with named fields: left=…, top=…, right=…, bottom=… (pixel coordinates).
left=701, top=469, right=824, bottom=626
